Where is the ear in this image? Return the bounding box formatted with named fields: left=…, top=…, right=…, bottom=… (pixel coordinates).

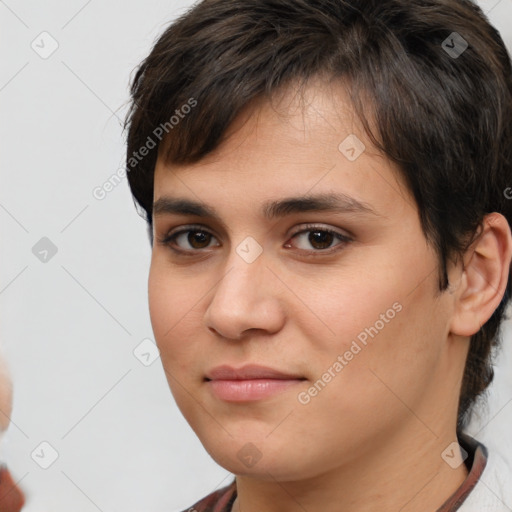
left=450, top=213, right=512, bottom=337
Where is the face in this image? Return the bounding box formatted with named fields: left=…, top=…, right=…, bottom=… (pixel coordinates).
left=149, top=83, right=466, bottom=481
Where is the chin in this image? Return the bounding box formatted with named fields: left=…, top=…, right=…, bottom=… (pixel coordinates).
left=201, top=434, right=317, bottom=482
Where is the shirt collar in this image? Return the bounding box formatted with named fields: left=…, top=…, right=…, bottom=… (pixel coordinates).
left=436, top=433, right=488, bottom=512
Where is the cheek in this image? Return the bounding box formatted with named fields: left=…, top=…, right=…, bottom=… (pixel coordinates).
left=148, top=268, right=205, bottom=423
left=148, top=267, right=171, bottom=344
left=148, top=262, right=211, bottom=389
left=290, top=261, right=444, bottom=423
left=286, top=306, right=440, bottom=471
left=285, top=263, right=401, bottom=352
left=148, top=258, right=199, bottom=336
left=148, top=266, right=192, bottom=365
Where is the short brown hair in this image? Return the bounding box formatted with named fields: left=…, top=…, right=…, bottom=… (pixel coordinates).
left=125, top=0, right=512, bottom=431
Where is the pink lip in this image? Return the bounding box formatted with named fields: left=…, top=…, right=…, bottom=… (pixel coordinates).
left=205, top=365, right=305, bottom=402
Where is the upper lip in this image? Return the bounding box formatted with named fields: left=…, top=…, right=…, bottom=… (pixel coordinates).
left=205, top=365, right=304, bottom=381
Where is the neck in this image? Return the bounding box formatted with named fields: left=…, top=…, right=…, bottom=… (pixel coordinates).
left=231, top=424, right=469, bottom=512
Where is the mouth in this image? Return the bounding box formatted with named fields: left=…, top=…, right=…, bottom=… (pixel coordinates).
left=204, top=364, right=307, bottom=402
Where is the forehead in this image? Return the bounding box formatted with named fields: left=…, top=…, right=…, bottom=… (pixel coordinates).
left=153, top=82, right=415, bottom=222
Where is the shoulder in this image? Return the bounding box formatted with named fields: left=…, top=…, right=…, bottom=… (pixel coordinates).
left=180, top=480, right=237, bottom=512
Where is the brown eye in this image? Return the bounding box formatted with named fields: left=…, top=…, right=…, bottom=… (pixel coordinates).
left=286, top=224, right=352, bottom=253
left=307, top=230, right=335, bottom=250
left=186, top=230, right=212, bottom=249
left=159, top=225, right=220, bottom=253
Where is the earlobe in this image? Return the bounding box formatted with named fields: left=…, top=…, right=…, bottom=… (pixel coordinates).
left=450, top=213, right=512, bottom=338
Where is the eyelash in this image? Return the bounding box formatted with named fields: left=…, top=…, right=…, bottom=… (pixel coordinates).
left=157, top=223, right=352, bottom=257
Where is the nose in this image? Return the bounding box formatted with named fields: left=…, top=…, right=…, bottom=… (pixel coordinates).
left=203, top=250, right=286, bottom=341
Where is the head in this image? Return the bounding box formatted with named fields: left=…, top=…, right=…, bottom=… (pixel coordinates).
left=125, top=0, right=512, bottom=479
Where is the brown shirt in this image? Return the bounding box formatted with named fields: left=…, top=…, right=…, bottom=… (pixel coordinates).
left=183, top=434, right=487, bottom=512
left=0, top=465, right=25, bottom=512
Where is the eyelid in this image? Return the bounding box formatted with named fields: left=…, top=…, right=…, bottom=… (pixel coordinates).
left=164, top=223, right=215, bottom=238
left=160, top=222, right=351, bottom=239
left=288, top=223, right=352, bottom=239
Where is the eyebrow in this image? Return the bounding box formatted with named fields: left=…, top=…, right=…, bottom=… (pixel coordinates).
left=152, top=193, right=381, bottom=224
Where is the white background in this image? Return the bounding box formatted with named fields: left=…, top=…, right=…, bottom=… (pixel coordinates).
left=1, top=1, right=511, bottom=511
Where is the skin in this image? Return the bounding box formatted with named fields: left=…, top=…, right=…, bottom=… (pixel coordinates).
left=0, top=352, right=13, bottom=436
left=148, top=81, right=512, bottom=512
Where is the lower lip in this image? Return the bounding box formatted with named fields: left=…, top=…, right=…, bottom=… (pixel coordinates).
left=207, top=379, right=304, bottom=402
